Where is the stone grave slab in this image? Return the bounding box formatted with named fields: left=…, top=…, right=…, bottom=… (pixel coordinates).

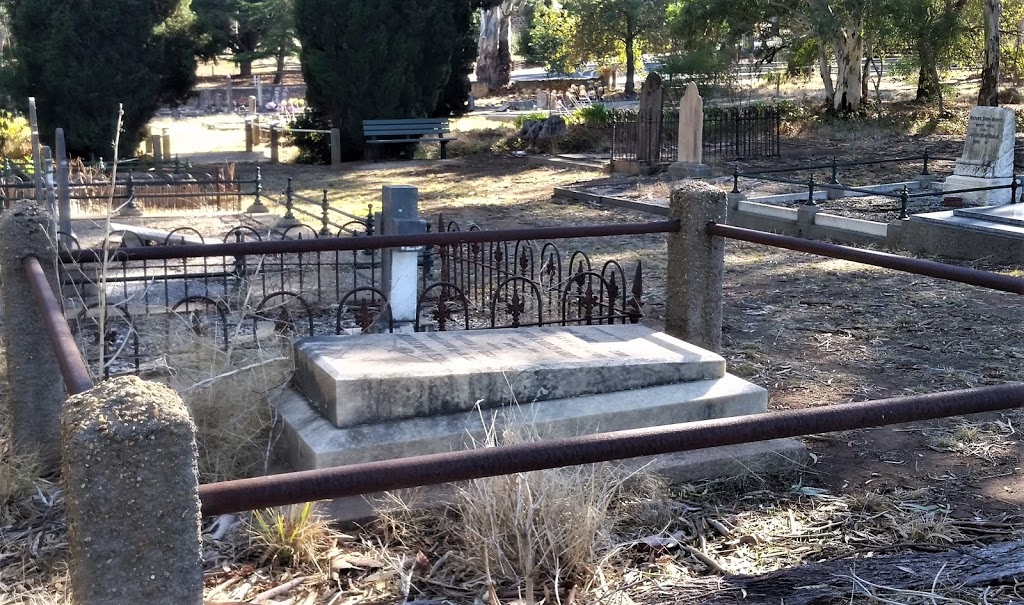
left=954, top=204, right=1024, bottom=227
left=294, top=325, right=726, bottom=428
left=279, top=372, right=767, bottom=470
left=943, top=106, right=1016, bottom=206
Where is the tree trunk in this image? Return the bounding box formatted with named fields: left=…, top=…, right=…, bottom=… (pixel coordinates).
left=274, top=46, right=286, bottom=85
left=817, top=39, right=835, bottom=106
left=624, top=33, right=637, bottom=97
left=861, top=39, right=871, bottom=102
left=831, top=29, right=864, bottom=114
left=915, top=52, right=941, bottom=101
left=476, top=5, right=512, bottom=91
left=977, top=0, right=1001, bottom=106
left=238, top=60, right=253, bottom=77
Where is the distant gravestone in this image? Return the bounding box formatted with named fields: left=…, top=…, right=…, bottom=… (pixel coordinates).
left=636, top=73, right=664, bottom=165
left=668, top=82, right=711, bottom=179
left=943, top=106, right=1016, bottom=206
left=224, top=76, right=233, bottom=113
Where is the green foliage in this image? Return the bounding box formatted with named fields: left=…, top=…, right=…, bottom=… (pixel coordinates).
left=513, top=112, right=551, bottom=128
left=660, top=44, right=733, bottom=86
left=0, top=110, right=30, bottom=160
left=563, top=0, right=670, bottom=94
left=567, top=104, right=613, bottom=128
left=289, top=108, right=331, bottom=164
left=524, top=2, right=582, bottom=74
left=786, top=38, right=818, bottom=77
left=432, top=0, right=477, bottom=117
left=192, top=0, right=296, bottom=74
left=2, top=0, right=197, bottom=158
left=293, top=0, right=477, bottom=161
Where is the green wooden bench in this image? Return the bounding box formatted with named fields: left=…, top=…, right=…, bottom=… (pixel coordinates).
left=362, top=118, right=456, bottom=161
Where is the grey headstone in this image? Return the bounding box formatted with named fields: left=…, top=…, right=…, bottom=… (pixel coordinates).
left=637, top=73, right=664, bottom=164
left=953, top=106, right=1015, bottom=179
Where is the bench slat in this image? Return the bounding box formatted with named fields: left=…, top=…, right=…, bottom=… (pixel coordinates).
left=363, top=119, right=449, bottom=126
left=364, top=128, right=450, bottom=136
left=366, top=138, right=456, bottom=144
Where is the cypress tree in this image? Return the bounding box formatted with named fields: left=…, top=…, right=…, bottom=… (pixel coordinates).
left=3, top=0, right=197, bottom=158
left=294, top=0, right=476, bottom=160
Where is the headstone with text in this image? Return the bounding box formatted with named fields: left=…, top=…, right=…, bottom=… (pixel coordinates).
left=668, top=82, right=711, bottom=179
left=943, top=106, right=1016, bottom=206
left=636, top=73, right=664, bottom=165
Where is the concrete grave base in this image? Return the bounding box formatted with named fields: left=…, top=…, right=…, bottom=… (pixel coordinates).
left=943, top=175, right=1013, bottom=206
left=300, top=438, right=808, bottom=524
left=667, top=161, right=712, bottom=179
left=279, top=373, right=769, bottom=470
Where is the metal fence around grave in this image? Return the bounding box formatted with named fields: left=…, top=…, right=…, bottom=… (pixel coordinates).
left=610, top=106, right=780, bottom=163
left=0, top=164, right=248, bottom=215
left=58, top=220, right=662, bottom=377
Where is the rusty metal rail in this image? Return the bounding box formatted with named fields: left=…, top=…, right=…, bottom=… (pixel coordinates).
left=198, top=383, right=1024, bottom=516
left=708, top=223, right=1024, bottom=295
left=62, top=220, right=682, bottom=263
left=24, top=256, right=94, bottom=395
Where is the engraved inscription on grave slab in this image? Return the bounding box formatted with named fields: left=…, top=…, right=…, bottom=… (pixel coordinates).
left=952, top=106, right=1015, bottom=179
left=293, top=325, right=727, bottom=428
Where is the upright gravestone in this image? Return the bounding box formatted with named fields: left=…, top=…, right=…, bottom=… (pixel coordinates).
left=668, top=82, right=711, bottom=179
left=224, top=76, right=233, bottom=113
left=255, top=76, right=264, bottom=109
left=943, top=106, right=1016, bottom=206
left=636, top=73, right=664, bottom=166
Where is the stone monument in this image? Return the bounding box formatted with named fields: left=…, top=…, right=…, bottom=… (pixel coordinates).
left=943, top=106, right=1016, bottom=206
left=668, top=82, right=711, bottom=179
left=636, top=73, right=664, bottom=166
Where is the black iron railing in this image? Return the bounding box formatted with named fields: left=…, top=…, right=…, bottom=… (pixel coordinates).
left=611, top=105, right=781, bottom=163
left=58, top=220, right=676, bottom=377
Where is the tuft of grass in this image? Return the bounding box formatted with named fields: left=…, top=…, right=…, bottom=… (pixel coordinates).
left=378, top=406, right=652, bottom=602
left=248, top=501, right=337, bottom=569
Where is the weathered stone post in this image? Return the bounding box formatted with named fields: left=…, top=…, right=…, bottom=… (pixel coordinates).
left=0, top=202, right=63, bottom=466
left=62, top=376, right=203, bottom=605
left=270, top=125, right=280, bottom=163
left=664, top=181, right=727, bottom=352
left=245, top=120, right=254, bottom=153
left=330, top=128, right=342, bottom=166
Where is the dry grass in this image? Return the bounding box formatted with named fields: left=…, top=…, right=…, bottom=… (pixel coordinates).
left=371, top=406, right=656, bottom=604
left=156, top=310, right=294, bottom=482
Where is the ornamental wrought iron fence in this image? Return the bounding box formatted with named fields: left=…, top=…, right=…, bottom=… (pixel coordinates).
left=610, top=105, right=781, bottom=163
left=57, top=220, right=664, bottom=378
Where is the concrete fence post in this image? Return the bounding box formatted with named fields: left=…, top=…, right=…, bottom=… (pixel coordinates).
left=270, top=125, right=280, bottom=163
left=0, top=201, right=63, bottom=467
left=245, top=121, right=254, bottom=153
left=664, top=181, right=727, bottom=352
left=330, top=128, right=342, bottom=166
left=62, top=376, right=203, bottom=605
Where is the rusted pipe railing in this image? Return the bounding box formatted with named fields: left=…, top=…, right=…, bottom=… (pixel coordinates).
left=707, top=223, right=1024, bottom=295
left=198, top=383, right=1024, bottom=516
left=63, top=220, right=682, bottom=264
left=24, top=255, right=94, bottom=395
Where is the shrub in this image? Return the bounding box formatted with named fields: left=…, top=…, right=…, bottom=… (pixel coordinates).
left=568, top=104, right=614, bottom=128
left=0, top=111, right=31, bottom=162
left=294, top=0, right=479, bottom=161
left=289, top=108, right=333, bottom=165
left=4, top=0, right=196, bottom=158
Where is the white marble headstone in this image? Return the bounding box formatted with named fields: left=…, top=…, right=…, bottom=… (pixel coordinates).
left=953, top=106, right=1015, bottom=180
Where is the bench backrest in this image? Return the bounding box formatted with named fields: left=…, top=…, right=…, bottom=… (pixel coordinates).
left=362, top=118, right=450, bottom=137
